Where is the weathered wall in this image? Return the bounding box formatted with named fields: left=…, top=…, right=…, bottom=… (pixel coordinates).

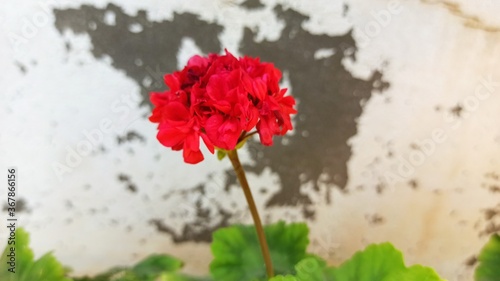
left=1, top=0, right=499, bottom=280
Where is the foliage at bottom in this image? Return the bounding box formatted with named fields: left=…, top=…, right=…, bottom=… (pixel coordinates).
left=1, top=224, right=499, bottom=281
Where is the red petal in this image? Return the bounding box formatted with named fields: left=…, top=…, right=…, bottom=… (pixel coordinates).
left=157, top=127, right=185, bottom=148
left=244, top=107, right=259, bottom=131
left=205, top=114, right=224, bottom=146
left=201, top=133, right=215, bottom=154
left=218, top=118, right=241, bottom=150
left=164, top=102, right=190, bottom=122
left=149, top=107, right=163, bottom=123
left=212, top=101, right=232, bottom=113
left=257, top=118, right=275, bottom=146
left=183, top=147, right=204, bottom=164
left=185, top=131, right=200, bottom=152
left=206, top=74, right=228, bottom=101
left=188, top=55, right=209, bottom=68
left=205, top=115, right=241, bottom=150
left=150, top=91, right=168, bottom=106
left=164, top=73, right=180, bottom=91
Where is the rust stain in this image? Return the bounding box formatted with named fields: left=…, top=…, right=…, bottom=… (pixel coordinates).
left=417, top=194, right=444, bottom=253
left=421, top=0, right=500, bottom=32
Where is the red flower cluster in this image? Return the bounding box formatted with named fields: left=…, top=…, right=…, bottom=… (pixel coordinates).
left=149, top=50, right=297, bottom=164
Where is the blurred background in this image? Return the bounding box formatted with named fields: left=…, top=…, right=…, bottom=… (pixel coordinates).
left=1, top=0, right=500, bottom=280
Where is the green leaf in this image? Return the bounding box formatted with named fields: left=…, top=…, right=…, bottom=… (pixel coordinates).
left=217, top=149, right=227, bottom=160
left=210, top=221, right=310, bottom=281
left=327, top=243, right=445, bottom=281
left=269, top=275, right=299, bottom=281
left=475, top=234, right=500, bottom=281
left=382, top=265, right=444, bottom=281
left=159, top=272, right=213, bottom=281
left=0, top=228, right=72, bottom=281
left=327, top=243, right=405, bottom=281
left=269, top=256, right=331, bottom=281
left=132, top=254, right=183, bottom=278
left=294, top=257, right=329, bottom=281
left=73, top=267, right=127, bottom=281
left=235, top=138, right=248, bottom=150
left=75, top=254, right=189, bottom=281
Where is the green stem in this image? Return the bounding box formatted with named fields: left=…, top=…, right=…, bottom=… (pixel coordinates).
left=227, top=149, right=274, bottom=279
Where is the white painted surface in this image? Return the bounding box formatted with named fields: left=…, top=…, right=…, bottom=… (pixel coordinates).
left=1, top=1, right=499, bottom=280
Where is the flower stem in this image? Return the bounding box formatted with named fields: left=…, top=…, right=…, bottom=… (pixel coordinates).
left=227, top=149, right=274, bottom=279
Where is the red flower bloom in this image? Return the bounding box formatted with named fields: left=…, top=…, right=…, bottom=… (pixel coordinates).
left=149, top=50, right=297, bottom=164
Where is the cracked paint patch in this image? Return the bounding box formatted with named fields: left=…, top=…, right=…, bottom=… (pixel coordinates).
left=240, top=5, right=389, bottom=207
